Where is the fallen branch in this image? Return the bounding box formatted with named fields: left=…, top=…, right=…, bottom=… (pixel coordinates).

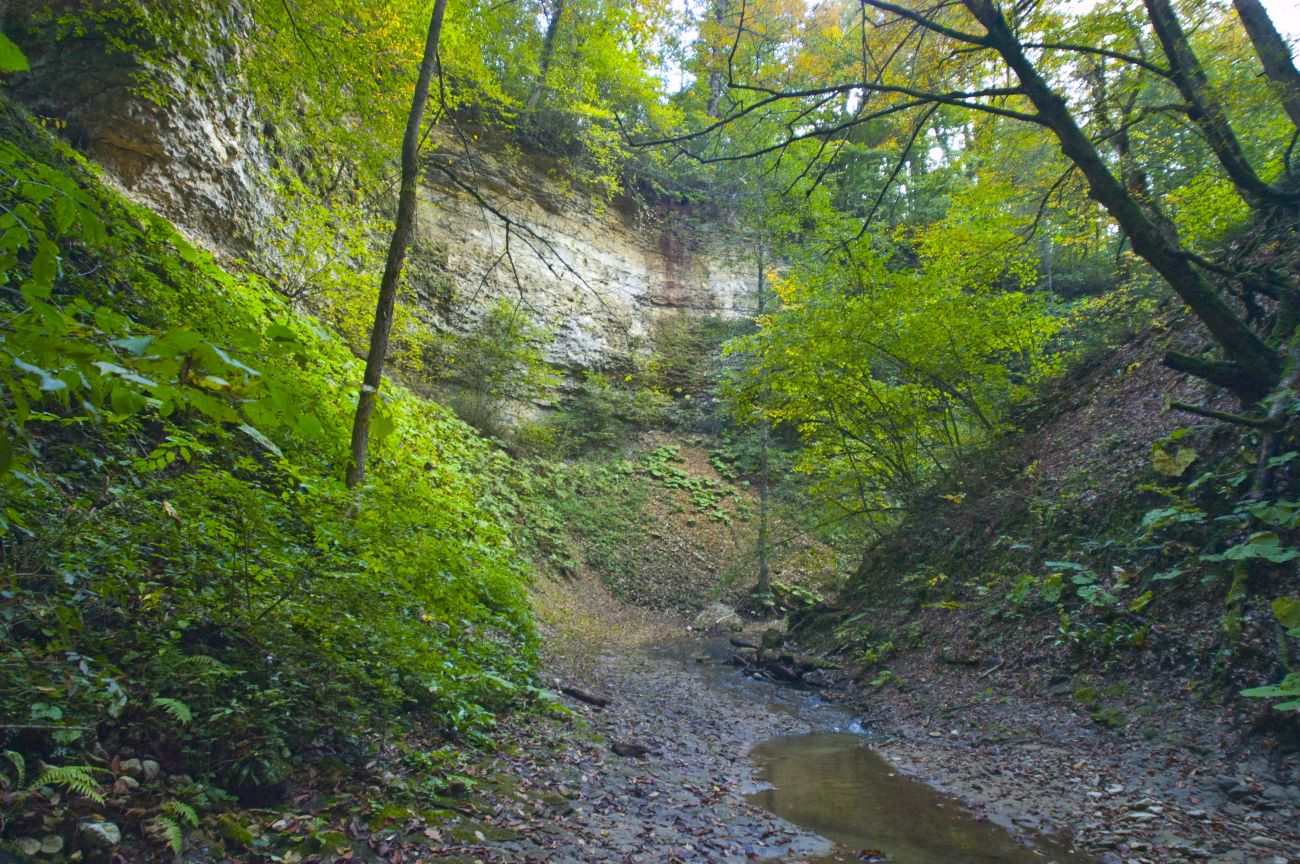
left=560, top=684, right=610, bottom=707
left=1168, top=400, right=1275, bottom=429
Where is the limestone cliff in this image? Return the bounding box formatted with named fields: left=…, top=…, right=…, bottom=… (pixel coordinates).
left=413, top=142, right=753, bottom=370
left=2, top=17, right=753, bottom=370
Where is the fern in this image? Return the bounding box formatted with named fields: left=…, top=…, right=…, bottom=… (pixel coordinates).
left=154, top=800, right=199, bottom=853
left=2, top=750, right=26, bottom=786
left=162, top=799, right=199, bottom=826
left=179, top=654, right=229, bottom=672
left=33, top=765, right=105, bottom=803
left=156, top=816, right=185, bottom=853
left=153, top=697, right=193, bottom=724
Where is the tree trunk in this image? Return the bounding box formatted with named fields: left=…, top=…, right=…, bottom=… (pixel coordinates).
left=963, top=0, right=1281, bottom=402
left=1143, top=0, right=1289, bottom=209
left=526, top=0, right=565, bottom=112
left=1233, top=0, right=1300, bottom=131
left=705, top=0, right=731, bottom=118
left=754, top=230, right=771, bottom=598
left=1084, top=61, right=1158, bottom=215
left=346, top=0, right=448, bottom=488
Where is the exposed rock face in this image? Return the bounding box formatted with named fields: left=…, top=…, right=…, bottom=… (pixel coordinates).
left=3, top=3, right=275, bottom=257
left=414, top=144, right=753, bottom=369
left=3, top=14, right=753, bottom=369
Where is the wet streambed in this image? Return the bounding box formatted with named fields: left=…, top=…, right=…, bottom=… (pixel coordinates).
left=655, top=637, right=1093, bottom=863
left=748, top=732, right=1093, bottom=863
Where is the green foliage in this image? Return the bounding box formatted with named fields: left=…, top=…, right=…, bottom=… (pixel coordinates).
left=732, top=232, right=1063, bottom=534
left=152, top=697, right=193, bottom=725
left=0, top=32, right=27, bottom=72
left=0, top=101, right=536, bottom=849
left=32, top=764, right=106, bottom=803
left=637, top=445, right=736, bottom=523
left=1272, top=597, right=1300, bottom=636
left=1241, top=598, right=1300, bottom=712
left=1, top=750, right=25, bottom=786
left=544, top=458, right=649, bottom=594
left=428, top=300, right=558, bottom=440
left=552, top=371, right=669, bottom=453
left=643, top=315, right=741, bottom=399
left=154, top=799, right=200, bottom=853
left=37, top=0, right=679, bottom=203
left=1242, top=673, right=1300, bottom=712
left=257, top=174, right=430, bottom=376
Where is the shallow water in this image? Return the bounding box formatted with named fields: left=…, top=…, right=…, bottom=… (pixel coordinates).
left=747, top=732, right=1093, bottom=864
left=650, top=637, right=1094, bottom=862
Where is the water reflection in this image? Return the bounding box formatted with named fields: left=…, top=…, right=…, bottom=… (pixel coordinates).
left=748, top=733, right=1093, bottom=864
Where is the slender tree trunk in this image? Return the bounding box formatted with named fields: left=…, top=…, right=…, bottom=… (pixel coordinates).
left=963, top=0, right=1281, bottom=402
left=1143, top=0, right=1288, bottom=209
left=1233, top=0, right=1300, bottom=131
left=706, top=0, right=731, bottom=118
left=346, top=0, right=448, bottom=488
left=1085, top=61, right=1159, bottom=215
left=755, top=232, right=771, bottom=598
left=527, top=0, right=565, bottom=112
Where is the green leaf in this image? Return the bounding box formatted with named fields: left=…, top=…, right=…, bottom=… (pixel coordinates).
left=109, top=384, right=148, bottom=415
left=1271, top=597, right=1300, bottom=630
left=92, top=361, right=157, bottom=388
left=13, top=358, right=66, bottom=392
left=238, top=423, right=282, bottom=458
left=1153, top=446, right=1197, bottom=477
left=1211, top=532, right=1300, bottom=563
left=209, top=344, right=259, bottom=377
left=1128, top=590, right=1153, bottom=612
left=370, top=400, right=396, bottom=444
left=110, top=335, right=156, bottom=355
left=33, top=765, right=105, bottom=803
left=0, top=33, right=29, bottom=73
left=264, top=323, right=299, bottom=342
left=31, top=238, right=59, bottom=287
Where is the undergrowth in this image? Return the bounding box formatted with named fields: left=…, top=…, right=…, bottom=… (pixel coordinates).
left=820, top=394, right=1300, bottom=725
left=0, top=97, right=538, bottom=856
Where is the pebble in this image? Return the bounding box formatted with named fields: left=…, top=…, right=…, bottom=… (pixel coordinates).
left=1170, top=844, right=1211, bottom=859
left=79, top=820, right=121, bottom=849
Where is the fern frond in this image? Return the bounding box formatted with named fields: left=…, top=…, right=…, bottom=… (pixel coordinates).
left=152, top=697, right=193, bottom=724
left=179, top=654, right=229, bottom=673
left=156, top=815, right=185, bottom=853
left=33, top=764, right=105, bottom=803
left=162, top=799, right=199, bottom=827
left=2, top=750, right=26, bottom=785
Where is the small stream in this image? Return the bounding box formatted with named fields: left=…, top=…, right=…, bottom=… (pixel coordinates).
left=654, top=637, right=1094, bottom=864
